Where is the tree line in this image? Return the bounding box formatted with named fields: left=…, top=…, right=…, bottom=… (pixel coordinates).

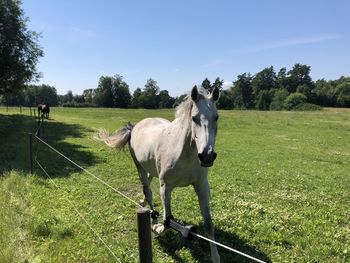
left=1, top=64, right=350, bottom=110
left=58, top=75, right=177, bottom=108
left=217, top=64, right=350, bottom=110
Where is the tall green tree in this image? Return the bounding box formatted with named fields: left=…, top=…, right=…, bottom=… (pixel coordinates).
left=94, top=76, right=115, bottom=107
left=252, top=66, right=277, bottom=95
left=201, top=78, right=212, bottom=92
left=35, top=84, right=58, bottom=105
left=335, top=81, right=350, bottom=107
left=0, top=0, right=43, bottom=94
left=217, top=89, right=234, bottom=109
left=66, top=90, right=74, bottom=103
left=286, top=64, right=313, bottom=93
left=93, top=75, right=131, bottom=108
left=232, top=73, right=254, bottom=109
left=252, top=66, right=277, bottom=109
left=139, top=78, right=160, bottom=108
left=296, top=84, right=314, bottom=102
left=131, top=88, right=142, bottom=108
left=277, top=67, right=288, bottom=89
left=313, top=79, right=335, bottom=106
left=212, top=77, right=223, bottom=92
left=83, top=89, right=94, bottom=103
left=113, top=75, right=131, bottom=108
left=158, top=90, right=175, bottom=108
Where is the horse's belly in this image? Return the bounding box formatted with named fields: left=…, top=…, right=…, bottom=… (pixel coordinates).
left=130, top=118, right=169, bottom=175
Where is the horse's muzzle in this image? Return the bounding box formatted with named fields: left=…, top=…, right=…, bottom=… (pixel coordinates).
left=198, top=152, right=217, bottom=167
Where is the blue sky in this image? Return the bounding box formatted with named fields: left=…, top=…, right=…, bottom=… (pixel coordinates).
left=23, top=0, right=350, bottom=96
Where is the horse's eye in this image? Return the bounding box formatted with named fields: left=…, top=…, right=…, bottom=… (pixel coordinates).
left=215, top=115, right=219, bottom=121
left=192, top=116, right=196, bottom=122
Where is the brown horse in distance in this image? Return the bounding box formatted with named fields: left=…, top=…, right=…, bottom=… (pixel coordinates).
left=37, top=103, right=50, bottom=119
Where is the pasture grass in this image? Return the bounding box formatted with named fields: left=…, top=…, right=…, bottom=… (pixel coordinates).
left=0, top=106, right=349, bottom=262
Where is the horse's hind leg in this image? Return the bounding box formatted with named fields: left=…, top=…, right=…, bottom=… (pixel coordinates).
left=129, top=146, right=154, bottom=210
left=137, top=167, right=154, bottom=211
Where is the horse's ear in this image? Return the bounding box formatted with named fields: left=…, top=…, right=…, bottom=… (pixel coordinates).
left=211, top=86, right=220, bottom=102
left=191, top=85, right=199, bottom=101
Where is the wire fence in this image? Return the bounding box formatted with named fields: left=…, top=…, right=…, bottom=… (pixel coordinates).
left=34, top=135, right=142, bottom=208
left=191, top=232, right=267, bottom=263
left=31, top=116, right=267, bottom=263
left=0, top=106, right=38, bottom=118
left=35, top=158, right=122, bottom=262
left=33, top=119, right=126, bottom=261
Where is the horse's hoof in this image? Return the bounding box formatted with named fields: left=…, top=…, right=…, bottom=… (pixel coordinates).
left=139, top=199, right=147, bottom=207
left=152, top=223, right=165, bottom=236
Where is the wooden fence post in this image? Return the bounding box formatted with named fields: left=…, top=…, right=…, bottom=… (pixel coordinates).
left=29, top=133, right=33, bottom=174
left=137, top=208, right=152, bottom=263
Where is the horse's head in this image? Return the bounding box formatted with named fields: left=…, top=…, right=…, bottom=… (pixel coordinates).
left=190, top=85, right=220, bottom=167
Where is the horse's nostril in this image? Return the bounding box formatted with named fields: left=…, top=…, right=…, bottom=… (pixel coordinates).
left=198, top=153, right=203, bottom=161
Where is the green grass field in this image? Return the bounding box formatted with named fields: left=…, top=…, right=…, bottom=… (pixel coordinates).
left=0, top=106, right=349, bottom=262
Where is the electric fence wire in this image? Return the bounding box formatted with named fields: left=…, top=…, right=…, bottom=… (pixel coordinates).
left=33, top=125, right=267, bottom=263
left=34, top=157, right=122, bottom=262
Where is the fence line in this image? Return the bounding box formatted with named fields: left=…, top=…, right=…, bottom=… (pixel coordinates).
left=35, top=116, right=43, bottom=137
left=34, top=134, right=142, bottom=208
left=32, top=120, right=267, bottom=263
left=191, top=232, right=267, bottom=263
left=35, top=158, right=121, bottom=262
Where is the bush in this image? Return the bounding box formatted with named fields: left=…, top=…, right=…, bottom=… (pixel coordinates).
left=295, top=103, right=322, bottom=111
left=284, top=92, right=307, bottom=110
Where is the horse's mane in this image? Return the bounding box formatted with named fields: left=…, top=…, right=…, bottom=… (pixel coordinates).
left=175, top=87, right=208, bottom=121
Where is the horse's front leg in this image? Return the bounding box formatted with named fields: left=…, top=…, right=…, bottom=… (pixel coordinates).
left=194, top=179, right=220, bottom=263
left=152, top=180, right=172, bottom=235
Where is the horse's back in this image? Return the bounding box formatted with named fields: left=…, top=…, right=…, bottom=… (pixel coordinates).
left=130, top=118, right=170, bottom=173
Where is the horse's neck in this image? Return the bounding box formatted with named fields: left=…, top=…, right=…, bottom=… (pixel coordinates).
left=168, top=117, right=196, bottom=157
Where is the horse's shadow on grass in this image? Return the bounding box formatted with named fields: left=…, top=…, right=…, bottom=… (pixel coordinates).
left=157, top=223, right=271, bottom=263
left=33, top=119, right=100, bottom=178
left=0, top=114, right=100, bottom=177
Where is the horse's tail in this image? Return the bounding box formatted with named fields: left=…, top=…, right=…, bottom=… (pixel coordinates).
left=94, top=122, right=134, bottom=150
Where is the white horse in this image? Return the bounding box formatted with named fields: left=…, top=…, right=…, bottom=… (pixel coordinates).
left=96, top=85, right=221, bottom=262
